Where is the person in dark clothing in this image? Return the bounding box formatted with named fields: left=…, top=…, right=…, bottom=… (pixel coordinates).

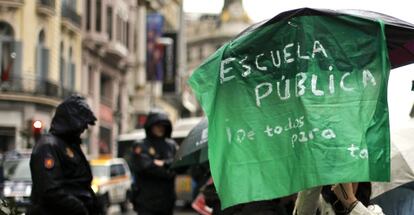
left=223, top=199, right=289, bottom=215
left=29, top=95, right=99, bottom=215
left=193, top=173, right=292, bottom=215
left=130, top=111, right=177, bottom=215
left=204, top=189, right=291, bottom=215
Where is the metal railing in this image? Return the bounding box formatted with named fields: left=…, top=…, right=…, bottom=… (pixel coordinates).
left=0, top=75, right=75, bottom=100
left=61, top=3, right=81, bottom=27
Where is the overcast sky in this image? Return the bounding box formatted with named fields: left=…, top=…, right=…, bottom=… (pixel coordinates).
left=184, top=0, right=414, bottom=23
left=183, top=0, right=414, bottom=130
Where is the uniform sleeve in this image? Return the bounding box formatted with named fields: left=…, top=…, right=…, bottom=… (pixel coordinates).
left=131, top=147, right=174, bottom=179
left=30, top=142, right=88, bottom=215
left=293, top=186, right=322, bottom=215
left=164, top=139, right=178, bottom=167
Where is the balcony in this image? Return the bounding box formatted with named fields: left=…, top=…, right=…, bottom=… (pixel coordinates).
left=61, top=3, right=81, bottom=32
left=0, top=75, right=76, bottom=106
left=36, top=0, right=55, bottom=16
left=0, top=0, right=24, bottom=8
left=105, top=41, right=128, bottom=64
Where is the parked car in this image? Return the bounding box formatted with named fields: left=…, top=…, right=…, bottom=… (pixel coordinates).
left=2, top=157, right=32, bottom=213
left=90, top=158, right=132, bottom=214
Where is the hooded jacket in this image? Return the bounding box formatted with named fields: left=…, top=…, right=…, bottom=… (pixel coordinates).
left=30, top=96, right=98, bottom=215
left=130, top=112, right=177, bottom=213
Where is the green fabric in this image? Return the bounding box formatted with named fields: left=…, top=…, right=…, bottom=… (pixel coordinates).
left=189, top=14, right=391, bottom=209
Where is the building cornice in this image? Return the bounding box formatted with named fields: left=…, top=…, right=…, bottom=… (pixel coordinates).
left=0, top=93, right=61, bottom=107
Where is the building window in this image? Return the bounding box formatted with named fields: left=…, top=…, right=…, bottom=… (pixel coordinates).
left=59, top=42, right=65, bottom=89
left=122, top=21, right=125, bottom=45
left=68, top=46, right=75, bottom=90
left=88, top=65, right=94, bottom=96
left=0, top=22, right=15, bottom=82
left=133, top=29, right=137, bottom=52
left=0, top=127, right=16, bottom=152
left=99, top=126, right=112, bottom=154
left=36, top=29, right=49, bottom=84
left=86, top=0, right=91, bottom=30
left=100, top=74, right=112, bottom=105
left=126, top=21, right=129, bottom=49
left=106, top=6, right=112, bottom=40
left=96, top=0, right=101, bottom=32
left=199, top=47, right=203, bottom=60
left=186, top=49, right=191, bottom=62
left=62, top=0, right=76, bottom=10
left=38, top=30, right=45, bottom=44
left=116, top=15, right=122, bottom=42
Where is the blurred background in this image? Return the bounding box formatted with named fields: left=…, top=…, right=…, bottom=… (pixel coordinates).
left=0, top=0, right=413, bottom=214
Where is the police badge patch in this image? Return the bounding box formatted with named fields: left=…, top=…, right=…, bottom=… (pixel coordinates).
left=44, top=157, right=55, bottom=169
left=149, top=147, right=156, bottom=156
left=66, top=147, right=74, bottom=158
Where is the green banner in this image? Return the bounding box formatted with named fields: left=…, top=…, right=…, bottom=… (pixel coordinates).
left=189, top=14, right=391, bottom=208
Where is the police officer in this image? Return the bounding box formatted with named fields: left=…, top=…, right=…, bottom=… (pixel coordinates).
left=130, top=111, right=177, bottom=215
left=29, top=95, right=99, bottom=215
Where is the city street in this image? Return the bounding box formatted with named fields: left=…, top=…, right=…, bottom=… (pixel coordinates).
left=109, top=204, right=198, bottom=215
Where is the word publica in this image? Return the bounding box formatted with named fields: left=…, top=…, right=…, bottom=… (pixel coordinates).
left=254, top=69, right=377, bottom=107
left=220, top=40, right=328, bottom=83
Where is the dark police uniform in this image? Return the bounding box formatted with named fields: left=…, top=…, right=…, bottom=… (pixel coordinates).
left=29, top=95, right=99, bottom=215
left=130, top=112, right=177, bottom=215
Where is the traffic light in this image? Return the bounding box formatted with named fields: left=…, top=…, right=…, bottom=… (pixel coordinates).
left=32, top=120, right=43, bottom=142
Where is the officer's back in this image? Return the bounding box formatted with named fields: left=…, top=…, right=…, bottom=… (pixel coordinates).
left=29, top=96, right=98, bottom=215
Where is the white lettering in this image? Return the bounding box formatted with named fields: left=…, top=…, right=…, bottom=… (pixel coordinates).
left=274, top=126, right=283, bottom=134
left=340, top=72, right=354, bottom=91
left=220, top=58, right=236, bottom=83
left=264, top=125, right=273, bottom=137
left=236, top=129, right=246, bottom=143
left=255, top=82, right=273, bottom=107
left=247, top=131, right=255, bottom=140
left=239, top=56, right=252, bottom=77
left=298, top=132, right=308, bottom=142
left=226, top=127, right=232, bottom=144
left=296, top=73, right=307, bottom=96
left=291, top=134, right=298, bottom=147
left=277, top=76, right=291, bottom=100
left=312, top=40, right=328, bottom=58
left=255, top=53, right=267, bottom=71
left=297, top=44, right=310, bottom=60
left=329, top=74, right=335, bottom=94
left=321, top=129, right=336, bottom=139
left=359, top=149, right=369, bottom=159
left=347, top=144, right=359, bottom=157
left=270, top=50, right=281, bottom=68
left=311, top=74, right=324, bottom=96
left=362, top=69, right=377, bottom=87
left=283, top=43, right=295, bottom=63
